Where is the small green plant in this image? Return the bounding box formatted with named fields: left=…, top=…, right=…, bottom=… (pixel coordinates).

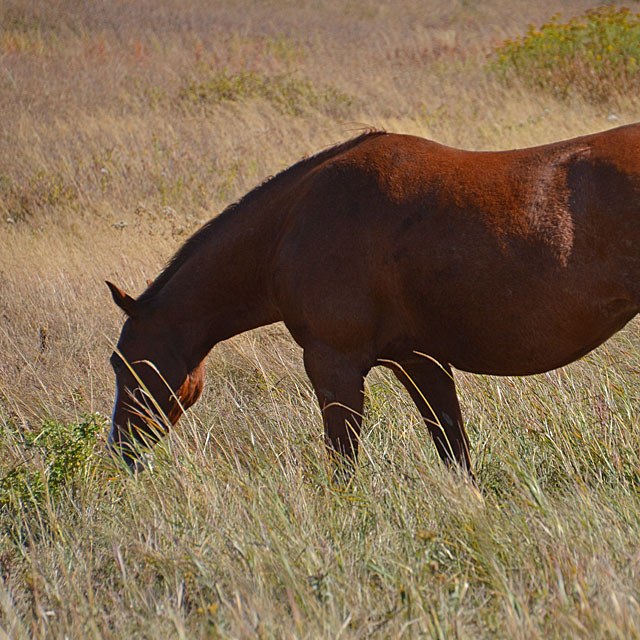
left=0, top=169, right=79, bottom=221
left=179, top=69, right=354, bottom=117
left=263, top=34, right=302, bottom=67
left=124, top=75, right=168, bottom=111
left=489, top=7, right=640, bottom=104
left=0, top=413, right=105, bottom=510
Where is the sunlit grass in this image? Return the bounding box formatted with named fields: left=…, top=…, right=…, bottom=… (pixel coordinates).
left=2, top=0, right=640, bottom=637
left=3, top=333, right=640, bottom=637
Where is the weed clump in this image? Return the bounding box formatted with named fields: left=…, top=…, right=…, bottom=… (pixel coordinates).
left=179, top=69, right=354, bottom=117
left=490, top=7, right=640, bottom=104
left=0, top=413, right=104, bottom=512
left=0, top=170, right=78, bottom=221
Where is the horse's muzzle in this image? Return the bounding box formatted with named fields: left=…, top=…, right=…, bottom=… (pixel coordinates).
left=107, top=428, right=149, bottom=473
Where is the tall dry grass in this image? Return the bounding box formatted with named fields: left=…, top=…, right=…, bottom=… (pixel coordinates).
left=2, top=0, right=640, bottom=637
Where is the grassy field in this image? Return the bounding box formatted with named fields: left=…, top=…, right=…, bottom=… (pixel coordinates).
left=2, top=0, right=640, bottom=637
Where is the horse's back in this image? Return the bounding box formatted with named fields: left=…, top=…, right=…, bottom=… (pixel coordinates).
left=271, top=127, right=640, bottom=374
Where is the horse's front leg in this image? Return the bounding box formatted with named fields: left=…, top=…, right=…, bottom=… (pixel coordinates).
left=303, top=343, right=368, bottom=465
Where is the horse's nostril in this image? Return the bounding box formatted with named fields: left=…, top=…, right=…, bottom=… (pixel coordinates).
left=106, top=429, right=152, bottom=474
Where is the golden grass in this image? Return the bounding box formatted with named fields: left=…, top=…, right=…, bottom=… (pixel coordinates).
left=2, top=0, right=640, bottom=637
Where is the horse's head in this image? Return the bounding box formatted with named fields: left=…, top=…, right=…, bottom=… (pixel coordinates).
left=106, top=281, right=205, bottom=470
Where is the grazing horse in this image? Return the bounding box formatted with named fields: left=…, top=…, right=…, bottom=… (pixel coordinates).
left=107, top=124, right=640, bottom=473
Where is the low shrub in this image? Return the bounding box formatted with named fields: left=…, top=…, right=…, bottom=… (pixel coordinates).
left=179, top=69, right=354, bottom=117
left=0, top=413, right=104, bottom=511
left=489, top=7, right=640, bottom=104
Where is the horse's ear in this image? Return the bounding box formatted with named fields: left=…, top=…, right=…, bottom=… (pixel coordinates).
left=106, top=281, right=138, bottom=317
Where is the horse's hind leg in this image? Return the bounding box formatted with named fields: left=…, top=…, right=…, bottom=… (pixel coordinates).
left=391, top=358, right=472, bottom=475
left=303, top=344, right=367, bottom=464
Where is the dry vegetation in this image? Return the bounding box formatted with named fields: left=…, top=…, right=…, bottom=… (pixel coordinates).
left=2, top=0, right=640, bottom=637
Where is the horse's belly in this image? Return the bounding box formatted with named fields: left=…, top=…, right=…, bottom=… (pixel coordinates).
left=432, top=302, right=637, bottom=376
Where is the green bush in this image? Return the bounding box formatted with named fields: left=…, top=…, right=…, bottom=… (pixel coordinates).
left=0, top=413, right=104, bottom=510
left=489, top=7, right=640, bottom=104
left=180, top=69, right=354, bottom=117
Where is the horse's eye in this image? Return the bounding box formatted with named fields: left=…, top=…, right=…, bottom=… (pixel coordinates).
left=110, top=353, right=124, bottom=374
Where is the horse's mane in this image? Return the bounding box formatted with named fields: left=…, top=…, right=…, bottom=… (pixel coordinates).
left=137, top=130, right=385, bottom=305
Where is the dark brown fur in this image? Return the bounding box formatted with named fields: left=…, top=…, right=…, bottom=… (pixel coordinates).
left=107, top=125, right=640, bottom=473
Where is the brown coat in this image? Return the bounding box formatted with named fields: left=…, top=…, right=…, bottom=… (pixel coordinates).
left=108, top=125, right=640, bottom=474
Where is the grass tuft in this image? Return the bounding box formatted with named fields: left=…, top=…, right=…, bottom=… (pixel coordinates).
left=179, top=68, right=355, bottom=117
left=2, top=0, right=640, bottom=636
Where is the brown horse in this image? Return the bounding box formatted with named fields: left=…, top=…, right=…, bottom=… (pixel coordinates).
left=107, top=124, right=640, bottom=473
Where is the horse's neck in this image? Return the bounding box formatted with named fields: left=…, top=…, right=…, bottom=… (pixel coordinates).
left=156, top=214, right=280, bottom=363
